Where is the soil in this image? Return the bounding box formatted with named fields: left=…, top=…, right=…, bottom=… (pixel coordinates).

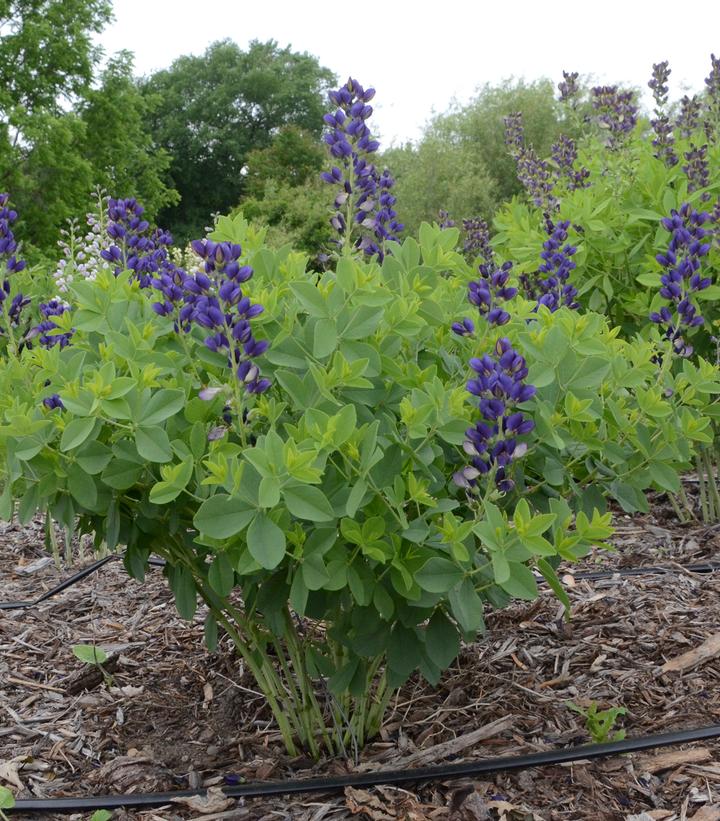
left=1, top=488, right=720, bottom=821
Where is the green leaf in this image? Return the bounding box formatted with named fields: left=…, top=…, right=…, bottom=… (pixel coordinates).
left=290, top=281, right=329, bottom=317
left=139, top=389, right=186, bottom=426
left=537, top=558, right=570, bottom=614
left=259, top=476, right=281, bottom=508
left=208, top=552, right=235, bottom=597
left=135, top=427, right=173, bottom=463
left=76, top=441, right=113, bottom=474
left=499, top=562, right=539, bottom=600
left=346, top=479, right=367, bottom=517
left=247, top=512, right=286, bottom=569
left=416, top=557, right=464, bottom=593
left=387, top=625, right=421, bottom=679
left=648, top=461, right=681, bottom=493
left=60, top=417, right=96, bottom=451
left=0, top=786, right=15, bottom=810
left=193, top=494, right=255, bottom=538
left=425, top=611, right=460, bottom=669
left=328, top=658, right=359, bottom=696
left=204, top=613, right=218, bottom=652
left=171, top=566, right=197, bottom=620
left=72, top=644, right=108, bottom=665
left=448, top=578, right=485, bottom=633
left=283, top=484, right=335, bottom=522
left=101, top=460, right=143, bottom=490
left=313, top=317, right=337, bottom=358
left=67, top=465, right=98, bottom=509
left=491, top=551, right=510, bottom=584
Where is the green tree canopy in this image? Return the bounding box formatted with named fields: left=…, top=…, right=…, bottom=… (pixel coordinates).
left=143, top=39, right=336, bottom=242
left=0, top=0, right=112, bottom=116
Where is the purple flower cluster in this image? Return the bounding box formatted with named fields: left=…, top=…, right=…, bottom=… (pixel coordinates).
left=43, top=394, right=64, bottom=411
left=650, top=203, right=713, bottom=357
left=30, top=299, right=73, bottom=349
left=153, top=239, right=270, bottom=395
left=532, top=220, right=579, bottom=312
left=0, top=193, right=29, bottom=340
left=648, top=61, right=671, bottom=109
left=705, top=53, right=720, bottom=133
left=677, top=95, right=702, bottom=138
left=462, top=261, right=517, bottom=328
left=321, top=78, right=402, bottom=261
left=454, top=338, right=536, bottom=494
left=648, top=62, right=678, bottom=167
left=558, top=71, right=580, bottom=107
left=551, top=135, right=590, bottom=190
left=504, top=113, right=525, bottom=158
left=101, top=198, right=177, bottom=287
left=462, top=217, right=493, bottom=263
left=504, top=113, right=558, bottom=212
left=683, top=144, right=711, bottom=199
left=438, top=210, right=455, bottom=229
left=591, top=86, right=638, bottom=147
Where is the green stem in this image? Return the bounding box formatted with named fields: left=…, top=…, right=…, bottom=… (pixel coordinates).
left=703, top=448, right=720, bottom=522
left=695, top=455, right=709, bottom=523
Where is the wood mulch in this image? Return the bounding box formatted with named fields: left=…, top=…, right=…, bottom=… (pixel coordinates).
left=1, top=492, right=720, bottom=821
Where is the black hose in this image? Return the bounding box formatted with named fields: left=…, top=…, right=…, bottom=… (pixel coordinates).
left=10, top=723, right=720, bottom=813
left=0, top=555, right=117, bottom=610
left=2, top=556, right=717, bottom=611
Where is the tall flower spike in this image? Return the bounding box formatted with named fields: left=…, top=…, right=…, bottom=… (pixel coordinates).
left=462, top=217, right=494, bottom=263
left=650, top=203, right=713, bottom=357
left=533, top=219, right=579, bottom=312
left=683, top=144, right=711, bottom=199
left=648, top=61, right=671, bottom=109
left=454, top=338, right=536, bottom=494
left=591, top=86, right=638, bottom=148
left=648, top=61, right=678, bottom=168
left=558, top=71, right=580, bottom=107
left=177, top=239, right=270, bottom=395
left=321, top=79, right=401, bottom=261
left=677, top=95, right=702, bottom=138
left=551, top=135, right=590, bottom=190
left=704, top=53, right=720, bottom=137
left=0, top=193, right=29, bottom=346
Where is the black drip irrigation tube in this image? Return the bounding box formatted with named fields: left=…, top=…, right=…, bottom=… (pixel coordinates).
left=10, top=724, right=720, bottom=813
left=2, top=554, right=719, bottom=611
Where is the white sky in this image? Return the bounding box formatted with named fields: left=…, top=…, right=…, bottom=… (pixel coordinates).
left=98, top=0, right=720, bottom=147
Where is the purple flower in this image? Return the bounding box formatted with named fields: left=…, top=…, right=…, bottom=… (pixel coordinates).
left=0, top=193, right=30, bottom=344
left=504, top=115, right=558, bottom=211
left=551, top=135, right=590, bottom=191
left=591, top=86, right=638, bottom=148
left=677, top=95, right=702, bottom=138
left=454, top=338, right=535, bottom=494
left=523, top=219, right=579, bottom=312
left=683, top=144, right=710, bottom=199
left=462, top=217, right=493, bottom=263
left=42, top=394, right=64, bottom=410
left=558, top=71, right=580, bottom=107
left=648, top=61, right=671, bottom=109
left=166, top=237, right=271, bottom=397
left=30, top=299, right=74, bottom=349
left=465, top=260, right=517, bottom=327
left=650, top=203, right=713, bottom=356
left=321, top=79, right=402, bottom=261
left=438, top=210, right=455, bottom=229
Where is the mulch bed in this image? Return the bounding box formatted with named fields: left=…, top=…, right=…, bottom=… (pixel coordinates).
left=2, top=493, right=720, bottom=821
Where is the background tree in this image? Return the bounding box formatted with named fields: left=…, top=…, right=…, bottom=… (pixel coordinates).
left=79, top=52, right=178, bottom=218
left=383, top=78, right=575, bottom=235
left=143, top=39, right=336, bottom=242
left=0, top=0, right=112, bottom=117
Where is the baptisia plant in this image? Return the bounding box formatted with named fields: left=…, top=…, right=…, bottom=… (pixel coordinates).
left=0, top=196, right=625, bottom=760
